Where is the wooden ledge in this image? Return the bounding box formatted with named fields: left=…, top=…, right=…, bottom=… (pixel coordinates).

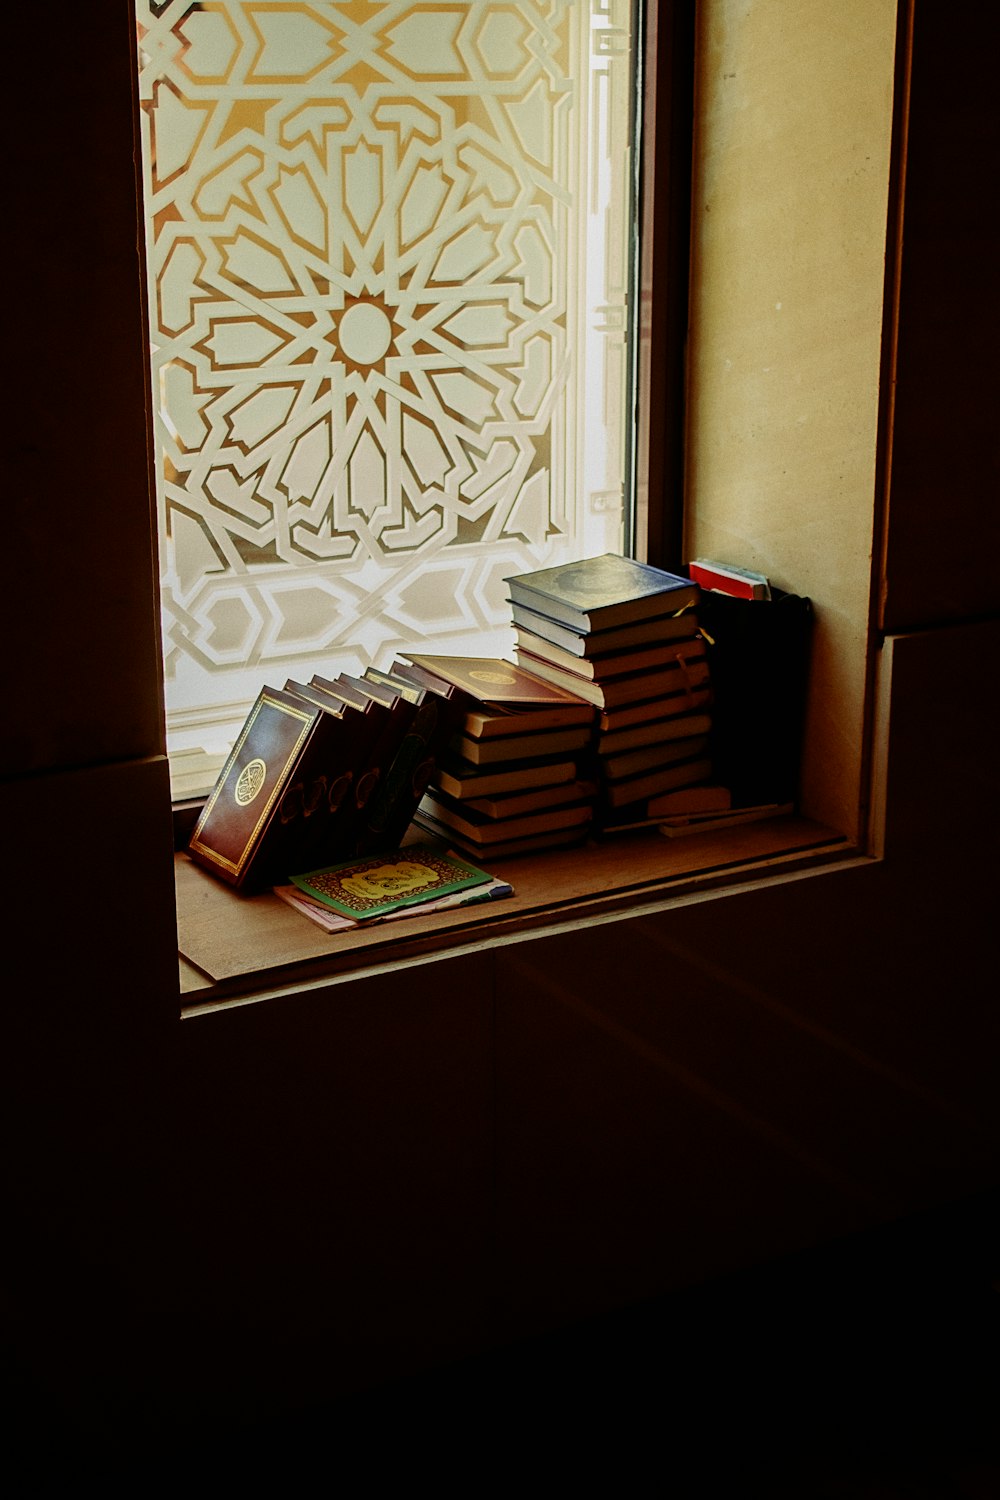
left=177, top=816, right=855, bottom=1009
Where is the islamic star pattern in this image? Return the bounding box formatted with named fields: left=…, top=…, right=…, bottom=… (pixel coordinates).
left=137, top=1, right=622, bottom=723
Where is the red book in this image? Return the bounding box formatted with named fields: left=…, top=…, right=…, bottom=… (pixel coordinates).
left=688, top=559, right=771, bottom=600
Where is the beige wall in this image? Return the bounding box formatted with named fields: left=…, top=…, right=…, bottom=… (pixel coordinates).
left=685, top=0, right=899, bottom=836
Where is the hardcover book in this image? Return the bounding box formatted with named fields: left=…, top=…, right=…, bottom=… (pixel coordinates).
left=596, top=712, right=713, bottom=755
left=434, top=755, right=578, bottom=800
left=414, top=809, right=587, bottom=861
left=510, top=600, right=698, bottom=657
left=602, top=756, right=712, bottom=809
left=688, top=558, right=771, bottom=601
left=399, top=654, right=593, bottom=716
left=309, top=674, right=409, bottom=851
left=188, top=687, right=324, bottom=890
left=454, top=724, right=593, bottom=765
left=515, top=644, right=707, bottom=708
left=418, top=790, right=593, bottom=847
left=458, top=700, right=595, bottom=740
left=383, top=659, right=477, bottom=707
left=602, top=735, right=710, bottom=782
left=353, top=671, right=465, bottom=851
left=505, top=553, right=700, bottom=632
left=281, top=680, right=387, bottom=865
left=514, top=627, right=703, bottom=681
left=597, top=679, right=712, bottom=731
left=463, top=778, right=599, bottom=821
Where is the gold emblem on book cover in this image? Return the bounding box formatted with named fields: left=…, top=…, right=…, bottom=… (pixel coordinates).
left=235, top=758, right=266, bottom=806
left=341, top=862, right=436, bottom=902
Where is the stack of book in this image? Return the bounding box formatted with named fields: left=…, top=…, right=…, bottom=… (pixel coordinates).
left=392, top=654, right=599, bottom=859
left=505, top=553, right=719, bottom=822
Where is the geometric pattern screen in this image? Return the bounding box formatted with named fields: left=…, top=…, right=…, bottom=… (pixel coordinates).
left=136, top=1, right=637, bottom=751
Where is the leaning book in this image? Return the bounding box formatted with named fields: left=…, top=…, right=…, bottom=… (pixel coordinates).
left=188, top=687, right=328, bottom=891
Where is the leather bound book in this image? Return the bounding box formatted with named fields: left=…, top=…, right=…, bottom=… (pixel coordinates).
left=318, top=674, right=417, bottom=855
left=505, top=553, right=700, bottom=632
left=386, top=658, right=480, bottom=716
left=333, top=674, right=427, bottom=853
left=515, top=644, right=708, bottom=708
left=188, top=687, right=325, bottom=891
left=356, top=669, right=466, bottom=852
left=398, top=653, right=590, bottom=710
left=282, top=681, right=386, bottom=866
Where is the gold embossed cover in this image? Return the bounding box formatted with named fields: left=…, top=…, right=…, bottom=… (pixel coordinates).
left=188, top=688, right=321, bottom=890
left=506, top=554, right=700, bottom=632
left=401, top=653, right=592, bottom=710
left=289, top=844, right=492, bottom=920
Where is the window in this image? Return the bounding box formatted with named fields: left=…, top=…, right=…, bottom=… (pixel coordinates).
left=135, top=0, right=647, bottom=773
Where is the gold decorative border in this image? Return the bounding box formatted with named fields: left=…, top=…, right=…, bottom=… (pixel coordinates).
left=190, top=692, right=315, bottom=877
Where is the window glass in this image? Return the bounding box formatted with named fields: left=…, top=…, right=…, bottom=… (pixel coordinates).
left=136, top=0, right=639, bottom=755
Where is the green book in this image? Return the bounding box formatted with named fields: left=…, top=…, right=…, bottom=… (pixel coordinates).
left=289, top=843, right=493, bottom=921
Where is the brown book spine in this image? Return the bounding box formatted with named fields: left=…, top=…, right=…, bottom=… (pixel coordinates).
left=284, top=682, right=387, bottom=869
left=355, top=675, right=466, bottom=853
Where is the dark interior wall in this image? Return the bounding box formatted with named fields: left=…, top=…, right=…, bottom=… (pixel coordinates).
left=4, top=0, right=179, bottom=1443
left=877, top=2, right=1000, bottom=629
left=3, top=0, right=997, bottom=1442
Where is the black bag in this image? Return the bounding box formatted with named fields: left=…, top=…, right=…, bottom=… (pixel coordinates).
left=697, top=589, right=813, bottom=808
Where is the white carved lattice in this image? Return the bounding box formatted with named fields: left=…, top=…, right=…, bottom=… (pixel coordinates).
left=136, top=0, right=636, bottom=750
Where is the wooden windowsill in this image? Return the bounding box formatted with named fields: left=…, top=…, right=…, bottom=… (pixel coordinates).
left=177, top=815, right=857, bottom=1012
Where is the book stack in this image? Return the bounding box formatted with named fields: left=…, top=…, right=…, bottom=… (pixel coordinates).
left=505, top=553, right=721, bottom=823
left=392, top=654, right=599, bottom=859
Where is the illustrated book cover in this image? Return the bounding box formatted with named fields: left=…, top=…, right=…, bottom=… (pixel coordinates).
left=273, top=876, right=514, bottom=933
left=289, top=843, right=493, bottom=921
